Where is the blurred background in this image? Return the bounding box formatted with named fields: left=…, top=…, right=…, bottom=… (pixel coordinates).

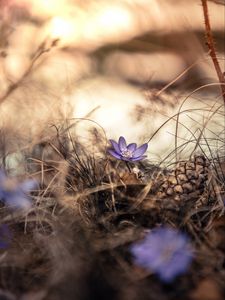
left=0, top=0, right=224, bottom=162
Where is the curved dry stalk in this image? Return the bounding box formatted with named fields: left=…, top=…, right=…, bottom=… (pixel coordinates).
left=0, top=39, right=58, bottom=105
left=174, top=82, right=224, bottom=161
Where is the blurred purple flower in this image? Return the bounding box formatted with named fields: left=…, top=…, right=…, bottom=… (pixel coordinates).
left=0, top=169, right=37, bottom=211
left=130, top=227, right=193, bottom=283
left=108, top=136, right=148, bottom=161
left=0, top=224, right=12, bottom=249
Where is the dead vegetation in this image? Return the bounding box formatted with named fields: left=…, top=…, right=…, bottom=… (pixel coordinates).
left=0, top=112, right=224, bottom=299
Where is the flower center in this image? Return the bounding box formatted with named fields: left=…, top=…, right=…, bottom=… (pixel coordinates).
left=160, top=245, right=176, bottom=263
left=121, top=149, right=133, bottom=158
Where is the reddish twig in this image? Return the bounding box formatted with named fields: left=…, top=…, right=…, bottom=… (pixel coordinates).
left=201, top=0, right=225, bottom=103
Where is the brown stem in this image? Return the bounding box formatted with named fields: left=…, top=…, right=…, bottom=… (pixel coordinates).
left=201, top=0, right=225, bottom=103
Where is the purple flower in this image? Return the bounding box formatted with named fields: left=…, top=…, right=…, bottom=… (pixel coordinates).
left=0, top=224, right=12, bottom=249
left=130, top=227, right=193, bottom=283
left=0, top=170, right=37, bottom=211
left=108, top=136, right=148, bottom=161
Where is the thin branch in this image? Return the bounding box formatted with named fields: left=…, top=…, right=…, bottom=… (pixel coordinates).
left=0, top=39, right=58, bottom=105
left=208, top=0, right=225, bottom=5
left=201, top=0, right=225, bottom=103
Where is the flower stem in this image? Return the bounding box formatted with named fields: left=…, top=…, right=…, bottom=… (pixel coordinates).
left=201, top=0, right=225, bottom=103
left=125, top=161, right=132, bottom=173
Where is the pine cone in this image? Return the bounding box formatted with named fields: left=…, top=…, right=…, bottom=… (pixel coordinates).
left=157, top=154, right=210, bottom=202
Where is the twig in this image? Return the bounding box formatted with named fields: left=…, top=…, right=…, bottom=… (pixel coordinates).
left=201, top=0, right=225, bottom=103
left=156, top=56, right=209, bottom=97
left=0, top=39, right=58, bottom=105
left=208, top=0, right=225, bottom=5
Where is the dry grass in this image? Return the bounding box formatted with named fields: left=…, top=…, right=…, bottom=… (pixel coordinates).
left=0, top=107, right=224, bottom=299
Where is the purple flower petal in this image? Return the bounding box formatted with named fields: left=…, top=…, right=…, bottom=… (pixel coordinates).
left=109, top=139, right=120, bottom=154
left=5, top=195, right=32, bottom=210
left=121, top=156, right=132, bottom=161
left=132, top=143, right=148, bottom=158
left=108, top=149, right=122, bottom=160
left=108, top=137, right=148, bottom=162
left=127, top=143, right=137, bottom=152
left=0, top=224, right=12, bottom=249
left=118, top=136, right=127, bottom=152
left=131, top=155, right=147, bottom=161
left=130, top=227, right=193, bottom=283
left=0, top=169, right=36, bottom=211
left=20, top=179, right=37, bottom=193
